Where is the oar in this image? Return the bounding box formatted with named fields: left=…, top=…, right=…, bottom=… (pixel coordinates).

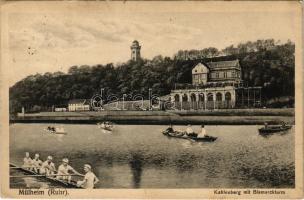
left=10, top=174, right=84, bottom=178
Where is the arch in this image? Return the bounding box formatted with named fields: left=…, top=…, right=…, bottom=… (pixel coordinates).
left=174, top=94, right=180, bottom=102
left=216, top=92, right=222, bottom=101
left=207, top=93, right=214, bottom=102
left=225, top=92, right=231, bottom=101
left=190, top=93, right=196, bottom=102
left=199, top=93, right=205, bottom=101
left=182, top=94, right=188, bottom=102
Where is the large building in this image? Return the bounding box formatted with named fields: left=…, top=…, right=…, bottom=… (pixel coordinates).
left=169, top=60, right=261, bottom=110
left=130, top=40, right=141, bottom=61
left=192, top=60, right=242, bottom=85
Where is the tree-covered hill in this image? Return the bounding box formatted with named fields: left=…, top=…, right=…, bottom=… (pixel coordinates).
left=9, top=40, right=295, bottom=113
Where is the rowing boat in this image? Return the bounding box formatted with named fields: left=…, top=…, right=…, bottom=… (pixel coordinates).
left=162, top=130, right=217, bottom=142
left=97, top=122, right=114, bottom=131
left=258, top=124, right=292, bottom=134
left=10, top=163, right=83, bottom=188
left=44, top=128, right=67, bottom=135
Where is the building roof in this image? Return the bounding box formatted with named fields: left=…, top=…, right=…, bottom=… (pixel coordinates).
left=206, top=60, right=240, bottom=69
left=192, top=63, right=209, bottom=74
left=68, top=99, right=90, bottom=105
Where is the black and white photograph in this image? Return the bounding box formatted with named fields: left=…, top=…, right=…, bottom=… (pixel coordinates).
left=1, top=1, right=303, bottom=199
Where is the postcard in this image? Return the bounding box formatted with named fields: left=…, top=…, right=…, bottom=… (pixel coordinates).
left=0, top=1, right=303, bottom=199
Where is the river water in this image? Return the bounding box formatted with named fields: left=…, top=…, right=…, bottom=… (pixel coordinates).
left=10, top=124, right=295, bottom=188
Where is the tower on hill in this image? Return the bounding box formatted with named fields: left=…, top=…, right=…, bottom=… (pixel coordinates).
left=130, top=40, right=141, bottom=61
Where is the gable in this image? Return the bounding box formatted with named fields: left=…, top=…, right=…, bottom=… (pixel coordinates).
left=192, top=63, right=209, bottom=74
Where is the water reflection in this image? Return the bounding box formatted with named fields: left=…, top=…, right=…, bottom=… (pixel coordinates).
left=129, top=153, right=143, bottom=188
left=259, top=130, right=290, bottom=138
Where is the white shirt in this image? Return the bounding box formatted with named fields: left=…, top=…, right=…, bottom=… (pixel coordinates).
left=57, top=164, right=74, bottom=175
left=23, top=157, right=32, bottom=167
left=83, top=171, right=98, bottom=189
left=41, top=161, right=56, bottom=172
left=198, top=128, right=206, bottom=137
left=32, top=158, right=42, bottom=168
left=186, top=127, right=194, bottom=134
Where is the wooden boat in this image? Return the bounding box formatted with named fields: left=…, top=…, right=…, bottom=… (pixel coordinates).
left=258, top=124, right=292, bottom=134
left=97, top=121, right=114, bottom=131
left=162, top=130, right=217, bottom=142
left=44, top=127, right=67, bottom=135
left=10, top=163, right=83, bottom=188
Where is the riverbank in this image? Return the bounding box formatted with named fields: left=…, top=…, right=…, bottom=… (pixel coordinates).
left=11, top=108, right=295, bottom=125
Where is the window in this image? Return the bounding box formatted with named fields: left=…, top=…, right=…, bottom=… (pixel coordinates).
left=216, top=72, right=219, bottom=78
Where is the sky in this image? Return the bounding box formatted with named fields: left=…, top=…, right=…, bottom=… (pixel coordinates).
left=4, top=2, right=298, bottom=86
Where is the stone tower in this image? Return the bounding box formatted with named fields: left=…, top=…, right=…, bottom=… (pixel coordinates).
left=130, top=40, right=141, bottom=61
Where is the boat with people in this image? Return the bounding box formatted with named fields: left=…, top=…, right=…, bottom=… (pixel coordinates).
left=162, top=124, right=217, bottom=142
left=258, top=122, right=292, bottom=134
left=44, top=126, right=67, bottom=134
left=10, top=152, right=99, bottom=189
left=162, top=130, right=217, bottom=142
left=10, top=163, right=83, bottom=188
left=97, top=121, right=114, bottom=131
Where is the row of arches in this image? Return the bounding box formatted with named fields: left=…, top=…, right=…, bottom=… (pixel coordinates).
left=173, top=92, right=232, bottom=102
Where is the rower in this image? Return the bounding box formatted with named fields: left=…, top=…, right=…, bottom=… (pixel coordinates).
left=77, top=164, right=99, bottom=189
left=57, top=158, right=81, bottom=183
left=198, top=125, right=208, bottom=138
left=166, top=124, right=174, bottom=133
left=40, top=156, right=56, bottom=176
left=31, top=153, right=42, bottom=173
left=22, top=152, right=32, bottom=170
left=186, top=125, right=197, bottom=137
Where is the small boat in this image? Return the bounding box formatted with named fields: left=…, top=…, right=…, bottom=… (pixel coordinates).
left=162, top=130, right=217, bottom=142
left=44, top=127, right=67, bottom=134
left=9, top=163, right=83, bottom=188
left=258, top=124, right=292, bottom=134
left=97, top=121, right=114, bottom=131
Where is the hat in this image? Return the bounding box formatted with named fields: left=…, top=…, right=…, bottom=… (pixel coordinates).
left=35, top=153, right=39, bottom=157
left=62, top=158, right=69, bottom=163
left=201, top=125, right=205, bottom=128
left=47, top=156, right=53, bottom=160
left=84, top=164, right=91, bottom=170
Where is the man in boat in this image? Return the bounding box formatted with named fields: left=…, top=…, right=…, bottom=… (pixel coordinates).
left=77, top=164, right=99, bottom=189
left=31, top=153, right=43, bottom=173
left=197, top=125, right=208, bottom=138
left=40, top=156, right=56, bottom=176
left=186, top=125, right=197, bottom=137
left=165, top=124, right=174, bottom=133
left=57, top=158, right=81, bottom=183
left=22, top=152, right=32, bottom=170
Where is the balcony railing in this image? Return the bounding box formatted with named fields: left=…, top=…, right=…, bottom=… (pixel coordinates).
left=173, top=81, right=244, bottom=90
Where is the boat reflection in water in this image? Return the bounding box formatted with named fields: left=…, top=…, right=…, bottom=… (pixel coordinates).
left=129, top=153, right=143, bottom=188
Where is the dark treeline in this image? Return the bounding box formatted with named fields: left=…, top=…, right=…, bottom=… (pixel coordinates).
left=9, top=39, right=295, bottom=113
